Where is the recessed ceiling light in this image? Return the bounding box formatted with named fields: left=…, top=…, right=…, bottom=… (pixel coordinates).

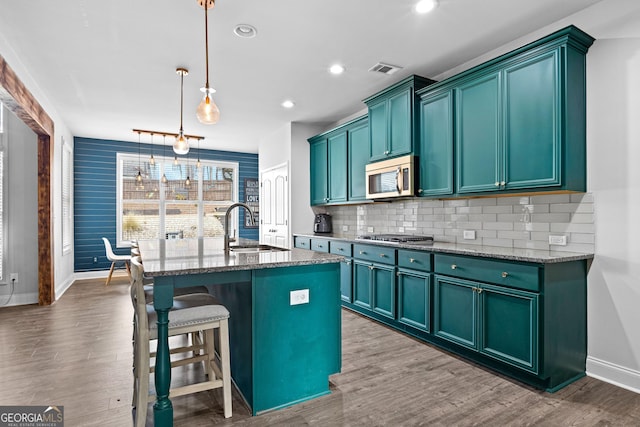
left=415, top=0, right=438, bottom=14
left=234, top=24, right=257, bottom=38
left=329, top=64, right=345, bottom=75
left=281, top=100, right=295, bottom=109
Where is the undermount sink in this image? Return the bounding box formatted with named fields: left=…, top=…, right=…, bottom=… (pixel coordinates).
left=229, top=244, right=289, bottom=254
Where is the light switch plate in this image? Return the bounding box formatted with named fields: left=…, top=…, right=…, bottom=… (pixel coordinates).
left=342, top=225, right=349, bottom=232
left=463, top=230, right=476, bottom=240
left=290, top=289, right=309, bottom=305
left=367, top=226, right=374, bottom=233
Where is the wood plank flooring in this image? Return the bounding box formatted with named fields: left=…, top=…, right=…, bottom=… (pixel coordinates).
left=1, top=276, right=639, bottom=426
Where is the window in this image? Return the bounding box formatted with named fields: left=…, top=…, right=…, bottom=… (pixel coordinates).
left=62, top=138, right=72, bottom=254
left=116, top=153, right=238, bottom=246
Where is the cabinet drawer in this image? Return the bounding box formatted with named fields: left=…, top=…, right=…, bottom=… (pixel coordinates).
left=434, top=254, right=540, bottom=292
left=397, top=249, right=432, bottom=272
left=311, top=239, right=330, bottom=253
left=330, top=241, right=352, bottom=256
left=353, top=244, right=396, bottom=265
left=294, top=237, right=311, bottom=250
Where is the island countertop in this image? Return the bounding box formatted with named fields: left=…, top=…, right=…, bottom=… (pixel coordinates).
left=137, top=237, right=343, bottom=277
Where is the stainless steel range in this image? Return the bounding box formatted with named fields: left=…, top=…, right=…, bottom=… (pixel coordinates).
left=356, top=234, right=434, bottom=244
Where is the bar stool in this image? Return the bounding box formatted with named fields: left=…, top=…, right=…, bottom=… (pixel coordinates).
left=129, top=257, right=232, bottom=426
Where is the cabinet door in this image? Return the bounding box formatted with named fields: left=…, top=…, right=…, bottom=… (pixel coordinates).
left=397, top=269, right=431, bottom=332
left=456, top=72, right=501, bottom=194
left=418, top=90, right=454, bottom=197
left=340, top=258, right=353, bottom=303
left=328, top=132, right=348, bottom=202
left=388, top=89, right=412, bottom=157
left=348, top=121, right=369, bottom=201
left=479, top=284, right=539, bottom=373
left=372, top=263, right=396, bottom=320
left=369, top=101, right=388, bottom=161
left=309, top=139, right=328, bottom=205
left=433, top=275, right=477, bottom=350
left=504, top=50, right=560, bottom=190
left=353, top=260, right=372, bottom=310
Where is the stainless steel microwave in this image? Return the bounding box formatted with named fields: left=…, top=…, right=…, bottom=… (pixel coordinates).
left=365, top=155, right=415, bottom=199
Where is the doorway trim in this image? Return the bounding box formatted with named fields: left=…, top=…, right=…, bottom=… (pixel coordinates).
left=0, top=54, right=55, bottom=305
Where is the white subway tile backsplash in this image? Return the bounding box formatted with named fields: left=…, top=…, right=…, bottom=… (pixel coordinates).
left=325, top=193, right=594, bottom=253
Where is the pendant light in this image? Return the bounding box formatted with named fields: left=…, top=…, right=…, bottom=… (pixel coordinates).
left=161, top=135, right=168, bottom=184
left=196, top=0, right=220, bottom=124
left=174, top=67, right=190, bottom=155
left=196, top=138, right=202, bottom=169
left=136, top=132, right=144, bottom=189
left=185, top=149, right=191, bottom=187
left=149, top=133, right=155, bottom=165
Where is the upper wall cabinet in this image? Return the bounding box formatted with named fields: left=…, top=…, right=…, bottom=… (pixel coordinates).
left=309, top=116, right=369, bottom=206
left=364, top=75, right=435, bottom=162
left=417, top=25, right=594, bottom=197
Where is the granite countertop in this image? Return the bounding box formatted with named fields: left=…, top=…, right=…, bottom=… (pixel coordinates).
left=293, top=232, right=594, bottom=264
left=137, top=238, right=343, bottom=277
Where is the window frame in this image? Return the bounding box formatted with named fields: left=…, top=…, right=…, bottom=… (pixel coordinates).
left=116, top=152, right=239, bottom=247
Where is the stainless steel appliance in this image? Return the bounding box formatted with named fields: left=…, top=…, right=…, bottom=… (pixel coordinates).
left=365, top=155, right=415, bottom=199
left=313, top=213, right=332, bottom=233
left=357, top=234, right=433, bottom=244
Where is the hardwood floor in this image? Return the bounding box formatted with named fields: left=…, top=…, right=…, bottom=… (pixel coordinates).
left=1, top=276, right=639, bottom=426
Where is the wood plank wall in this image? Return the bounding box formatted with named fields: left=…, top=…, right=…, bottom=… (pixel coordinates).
left=73, top=136, right=259, bottom=272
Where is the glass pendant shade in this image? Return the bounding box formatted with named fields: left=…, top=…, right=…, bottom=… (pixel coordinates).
left=173, top=132, right=189, bottom=155
left=196, top=91, right=220, bottom=124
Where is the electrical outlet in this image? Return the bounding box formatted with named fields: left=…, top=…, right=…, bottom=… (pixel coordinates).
left=463, top=230, right=476, bottom=240
left=367, top=226, right=374, bottom=233
left=398, top=226, right=405, bottom=233
left=549, top=235, right=567, bottom=246
left=290, top=289, right=309, bottom=305
left=10, top=273, right=18, bottom=283
left=342, top=225, right=349, bottom=232
left=93, top=257, right=98, bottom=263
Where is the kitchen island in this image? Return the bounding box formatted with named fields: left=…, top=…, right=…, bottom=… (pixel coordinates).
left=137, top=238, right=342, bottom=426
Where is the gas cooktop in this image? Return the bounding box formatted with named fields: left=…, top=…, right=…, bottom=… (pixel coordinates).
left=356, top=234, right=434, bottom=244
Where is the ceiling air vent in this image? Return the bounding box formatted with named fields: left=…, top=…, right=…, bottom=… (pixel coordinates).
left=368, top=62, right=403, bottom=75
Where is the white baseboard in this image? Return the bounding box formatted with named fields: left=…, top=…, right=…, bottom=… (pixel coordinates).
left=73, top=270, right=128, bottom=281
left=54, top=275, right=76, bottom=300
left=587, top=356, right=640, bottom=394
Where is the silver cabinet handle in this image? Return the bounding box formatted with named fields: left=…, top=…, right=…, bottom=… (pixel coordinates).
left=368, top=265, right=374, bottom=270
left=495, top=182, right=500, bottom=187
left=379, top=254, right=386, bottom=258
left=409, top=258, right=415, bottom=263
left=338, top=248, right=343, bottom=251
left=451, top=264, right=457, bottom=270
left=360, top=251, right=366, bottom=255
left=418, top=189, right=423, bottom=193
left=500, top=181, right=506, bottom=186
left=501, top=272, right=509, bottom=278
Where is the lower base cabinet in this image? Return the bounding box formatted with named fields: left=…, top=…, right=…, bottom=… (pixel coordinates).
left=434, top=275, right=538, bottom=373
left=296, top=234, right=587, bottom=392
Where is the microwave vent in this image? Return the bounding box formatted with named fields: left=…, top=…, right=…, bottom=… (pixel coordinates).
left=368, top=62, right=403, bottom=75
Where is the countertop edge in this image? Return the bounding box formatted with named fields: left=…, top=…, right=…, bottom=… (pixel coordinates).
left=293, top=233, right=594, bottom=264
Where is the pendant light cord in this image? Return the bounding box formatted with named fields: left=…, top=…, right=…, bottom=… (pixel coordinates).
left=180, top=71, right=185, bottom=132
left=204, top=1, right=210, bottom=90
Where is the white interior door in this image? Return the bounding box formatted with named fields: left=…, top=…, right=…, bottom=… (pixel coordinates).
left=260, top=163, right=289, bottom=248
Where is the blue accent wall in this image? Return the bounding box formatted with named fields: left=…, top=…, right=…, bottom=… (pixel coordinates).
left=74, top=137, right=259, bottom=272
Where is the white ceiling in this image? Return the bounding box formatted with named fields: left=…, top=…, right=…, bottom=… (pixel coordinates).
left=0, top=0, right=602, bottom=154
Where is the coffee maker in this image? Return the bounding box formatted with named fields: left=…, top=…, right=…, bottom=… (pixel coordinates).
left=313, top=214, right=332, bottom=234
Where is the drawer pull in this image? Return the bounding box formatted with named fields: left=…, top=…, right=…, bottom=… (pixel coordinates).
left=500, top=181, right=506, bottom=186
left=495, top=182, right=500, bottom=187
left=501, top=271, right=509, bottom=278
left=409, top=258, right=415, bottom=263
left=368, top=265, right=374, bottom=270
left=360, top=251, right=366, bottom=255
left=451, top=264, right=457, bottom=270
left=379, top=254, right=386, bottom=258
left=338, top=248, right=343, bottom=251
left=477, top=288, right=483, bottom=294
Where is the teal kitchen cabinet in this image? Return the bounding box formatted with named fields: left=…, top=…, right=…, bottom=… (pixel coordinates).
left=433, top=275, right=477, bottom=349
left=309, top=133, right=347, bottom=205
left=347, top=118, right=369, bottom=201
left=331, top=241, right=354, bottom=303
left=416, top=25, right=594, bottom=196
left=352, top=243, right=396, bottom=318
left=293, top=236, right=311, bottom=250
left=417, top=89, right=455, bottom=197
left=308, top=116, right=368, bottom=205
left=364, top=75, right=435, bottom=162
left=396, top=249, right=432, bottom=332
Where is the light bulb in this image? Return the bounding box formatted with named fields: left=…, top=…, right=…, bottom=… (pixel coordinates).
left=161, top=174, right=168, bottom=184
left=185, top=176, right=191, bottom=186
left=196, top=92, right=220, bottom=124
left=149, top=154, right=155, bottom=166
left=196, top=158, right=201, bottom=169
left=173, top=132, right=189, bottom=155
left=415, top=0, right=438, bottom=14
left=174, top=156, right=179, bottom=166
left=136, top=171, right=143, bottom=183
